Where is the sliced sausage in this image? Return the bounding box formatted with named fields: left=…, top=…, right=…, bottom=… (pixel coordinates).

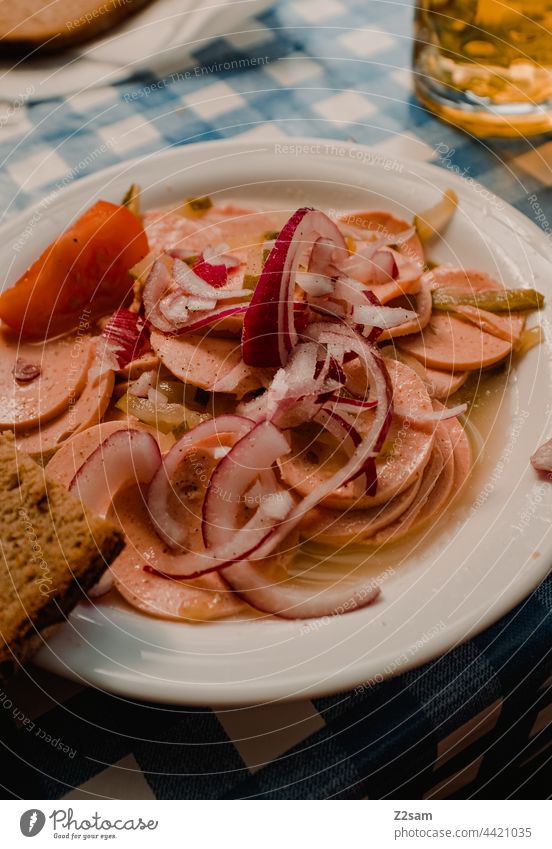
left=398, top=266, right=524, bottom=371
left=0, top=329, right=93, bottom=430
left=144, top=204, right=282, bottom=255
left=442, top=408, right=472, bottom=494
left=16, top=363, right=114, bottom=459
left=151, top=331, right=271, bottom=397
left=366, top=421, right=454, bottom=545
left=107, top=433, right=298, bottom=622
left=45, top=419, right=166, bottom=487
left=108, top=476, right=247, bottom=623
left=299, top=474, right=423, bottom=545
left=424, top=366, right=469, bottom=400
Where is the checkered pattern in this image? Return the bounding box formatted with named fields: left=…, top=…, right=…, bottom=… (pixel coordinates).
left=1, top=0, right=551, bottom=800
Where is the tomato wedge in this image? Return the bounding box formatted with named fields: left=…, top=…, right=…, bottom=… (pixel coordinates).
left=0, top=200, right=149, bottom=339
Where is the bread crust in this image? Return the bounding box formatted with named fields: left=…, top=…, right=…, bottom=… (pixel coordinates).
left=0, top=433, right=124, bottom=676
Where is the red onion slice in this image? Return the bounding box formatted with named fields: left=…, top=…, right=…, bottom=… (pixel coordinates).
left=159, top=292, right=189, bottom=324
left=341, top=244, right=398, bottom=284
left=315, top=405, right=376, bottom=496
left=88, top=570, right=115, bottom=598
left=247, top=323, right=393, bottom=558
left=314, top=407, right=362, bottom=453
left=332, top=275, right=371, bottom=308
left=371, top=249, right=399, bottom=283
left=212, top=359, right=257, bottom=393
left=143, top=259, right=176, bottom=332
left=296, top=271, right=334, bottom=296
left=222, top=559, right=381, bottom=620
left=69, top=429, right=162, bottom=519
left=164, top=304, right=249, bottom=337
left=147, top=415, right=255, bottom=550
left=353, top=304, right=418, bottom=330
left=262, top=342, right=343, bottom=427
left=242, top=208, right=348, bottom=368
left=100, top=309, right=147, bottom=369
left=202, top=420, right=292, bottom=550
left=393, top=401, right=467, bottom=426
left=147, top=423, right=293, bottom=579
left=186, top=296, right=218, bottom=312
left=309, top=300, right=348, bottom=320
left=325, top=394, right=378, bottom=413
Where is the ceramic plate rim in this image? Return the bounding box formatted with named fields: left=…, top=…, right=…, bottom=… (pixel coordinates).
left=3, top=136, right=550, bottom=705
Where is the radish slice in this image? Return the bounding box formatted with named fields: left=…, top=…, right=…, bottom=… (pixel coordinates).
left=173, top=258, right=250, bottom=300
left=531, top=439, right=552, bottom=474
left=242, top=208, right=348, bottom=367
left=222, top=559, right=381, bottom=619
left=193, top=259, right=228, bottom=288
left=203, top=244, right=241, bottom=269
left=100, top=309, right=147, bottom=369
left=147, top=415, right=255, bottom=550
left=69, top=429, right=162, bottom=519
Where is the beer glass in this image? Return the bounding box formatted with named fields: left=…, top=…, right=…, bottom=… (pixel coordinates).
left=413, top=1, right=552, bottom=137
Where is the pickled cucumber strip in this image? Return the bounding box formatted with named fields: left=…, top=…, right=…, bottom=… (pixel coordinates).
left=432, top=287, right=544, bottom=313
left=243, top=273, right=259, bottom=289
left=122, top=183, right=141, bottom=218
left=515, top=326, right=544, bottom=354
left=180, top=196, right=213, bottom=218
left=414, top=189, right=457, bottom=242
left=115, top=392, right=210, bottom=434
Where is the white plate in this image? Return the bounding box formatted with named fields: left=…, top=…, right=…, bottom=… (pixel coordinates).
left=5, top=138, right=552, bottom=705
left=0, top=0, right=272, bottom=102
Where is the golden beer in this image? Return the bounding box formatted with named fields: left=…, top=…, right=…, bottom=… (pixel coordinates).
left=413, top=1, right=552, bottom=136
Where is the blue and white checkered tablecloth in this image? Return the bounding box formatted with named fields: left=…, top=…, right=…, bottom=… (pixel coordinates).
left=1, top=0, right=551, bottom=801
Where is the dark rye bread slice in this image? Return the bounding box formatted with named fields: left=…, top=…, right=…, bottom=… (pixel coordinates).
left=0, top=0, right=153, bottom=55
left=0, top=433, right=124, bottom=676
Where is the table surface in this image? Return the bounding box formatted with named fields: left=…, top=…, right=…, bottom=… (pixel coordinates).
left=1, top=0, right=551, bottom=801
